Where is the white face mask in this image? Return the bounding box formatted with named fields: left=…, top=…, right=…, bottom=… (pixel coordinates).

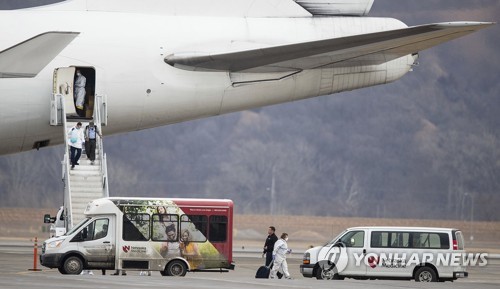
left=285, top=237, right=288, bottom=241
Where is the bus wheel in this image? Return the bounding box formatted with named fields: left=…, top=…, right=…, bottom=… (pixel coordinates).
left=415, top=267, right=437, bottom=282
left=62, top=256, right=84, bottom=275
left=165, top=260, right=187, bottom=277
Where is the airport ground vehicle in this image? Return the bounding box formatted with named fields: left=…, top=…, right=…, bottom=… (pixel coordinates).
left=300, top=226, right=468, bottom=282
left=40, top=197, right=234, bottom=275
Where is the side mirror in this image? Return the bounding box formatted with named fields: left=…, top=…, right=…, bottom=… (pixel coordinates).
left=44, top=214, right=56, bottom=223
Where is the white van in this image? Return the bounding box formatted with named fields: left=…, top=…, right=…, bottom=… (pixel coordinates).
left=300, top=226, right=468, bottom=282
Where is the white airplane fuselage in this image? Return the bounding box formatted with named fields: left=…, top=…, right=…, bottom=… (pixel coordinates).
left=0, top=8, right=416, bottom=155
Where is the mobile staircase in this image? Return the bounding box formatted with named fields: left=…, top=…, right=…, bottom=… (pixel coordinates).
left=49, top=92, right=109, bottom=234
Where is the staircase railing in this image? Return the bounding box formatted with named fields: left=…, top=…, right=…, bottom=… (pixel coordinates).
left=94, top=94, right=109, bottom=197
left=58, top=93, right=74, bottom=231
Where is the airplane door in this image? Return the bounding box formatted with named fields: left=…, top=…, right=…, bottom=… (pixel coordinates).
left=53, top=67, right=77, bottom=115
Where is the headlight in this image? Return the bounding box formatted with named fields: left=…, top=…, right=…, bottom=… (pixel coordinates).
left=47, top=240, right=63, bottom=249
left=303, top=252, right=310, bottom=264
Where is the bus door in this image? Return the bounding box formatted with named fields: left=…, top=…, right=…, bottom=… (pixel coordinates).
left=73, top=216, right=115, bottom=269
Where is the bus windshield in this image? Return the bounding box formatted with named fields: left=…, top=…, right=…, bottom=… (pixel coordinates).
left=65, top=217, right=90, bottom=236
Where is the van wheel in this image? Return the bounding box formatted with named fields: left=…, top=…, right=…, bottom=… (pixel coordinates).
left=62, top=256, right=84, bottom=275
left=316, top=267, right=342, bottom=280
left=165, top=260, right=187, bottom=277
left=415, top=267, right=437, bottom=282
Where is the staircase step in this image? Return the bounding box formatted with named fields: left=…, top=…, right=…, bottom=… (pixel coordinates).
left=69, top=170, right=102, bottom=177
left=71, top=164, right=100, bottom=171
left=70, top=186, right=105, bottom=193
left=72, top=197, right=102, bottom=206
left=70, top=175, right=103, bottom=182
left=71, top=180, right=103, bottom=188
left=71, top=196, right=105, bottom=205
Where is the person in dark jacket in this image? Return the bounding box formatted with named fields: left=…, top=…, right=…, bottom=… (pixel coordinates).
left=262, top=226, right=278, bottom=266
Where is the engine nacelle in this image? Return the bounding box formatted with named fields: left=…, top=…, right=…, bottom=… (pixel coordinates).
left=294, top=0, right=374, bottom=16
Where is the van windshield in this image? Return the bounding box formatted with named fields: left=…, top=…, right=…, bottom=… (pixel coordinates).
left=65, top=218, right=90, bottom=236
left=325, top=230, right=347, bottom=246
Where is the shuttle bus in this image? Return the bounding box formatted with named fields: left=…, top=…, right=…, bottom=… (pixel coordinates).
left=40, top=197, right=234, bottom=276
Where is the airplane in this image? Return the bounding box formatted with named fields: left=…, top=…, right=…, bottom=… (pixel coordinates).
left=0, top=0, right=494, bottom=156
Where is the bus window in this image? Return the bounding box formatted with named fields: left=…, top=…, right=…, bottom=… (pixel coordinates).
left=209, top=215, right=227, bottom=242
left=180, top=215, right=207, bottom=242
left=123, top=213, right=150, bottom=241
left=93, top=219, right=109, bottom=240
left=152, top=214, right=179, bottom=241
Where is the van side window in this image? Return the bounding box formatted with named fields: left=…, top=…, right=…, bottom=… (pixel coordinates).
left=413, top=232, right=449, bottom=249
left=123, top=213, right=150, bottom=241
left=372, top=231, right=450, bottom=249
left=371, top=232, right=389, bottom=247
left=390, top=232, right=410, bottom=248
left=340, top=231, right=364, bottom=247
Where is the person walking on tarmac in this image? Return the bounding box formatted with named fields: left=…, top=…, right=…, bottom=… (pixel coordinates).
left=269, top=233, right=292, bottom=279
left=262, top=226, right=278, bottom=267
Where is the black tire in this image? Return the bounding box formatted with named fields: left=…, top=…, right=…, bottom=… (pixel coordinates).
left=164, top=260, right=187, bottom=277
left=415, top=266, right=437, bottom=282
left=315, top=265, right=341, bottom=280
left=58, top=267, right=66, bottom=274
left=62, top=256, right=84, bottom=275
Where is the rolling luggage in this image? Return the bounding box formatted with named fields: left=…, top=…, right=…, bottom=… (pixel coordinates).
left=255, top=265, right=270, bottom=278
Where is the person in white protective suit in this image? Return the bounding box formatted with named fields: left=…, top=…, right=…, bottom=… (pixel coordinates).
left=269, top=232, right=292, bottom=279
left=74, top=69, right=86, bottom=111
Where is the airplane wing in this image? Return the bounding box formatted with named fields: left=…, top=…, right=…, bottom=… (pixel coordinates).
left=0, top=31, right=79, bottom=78
left=165, top=22, right=494, bottom=73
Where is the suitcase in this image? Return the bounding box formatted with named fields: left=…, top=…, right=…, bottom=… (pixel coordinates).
left=255, top=265, right=270, bottom=278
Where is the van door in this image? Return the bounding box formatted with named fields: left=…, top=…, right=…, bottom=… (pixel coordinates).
left=316, top=230, right=367, bottom=278
left=337, top=230, right=368, bottom=277
left=73, top=216, right=115, bottom=269
left=366, top=230, right=412, bottom=278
